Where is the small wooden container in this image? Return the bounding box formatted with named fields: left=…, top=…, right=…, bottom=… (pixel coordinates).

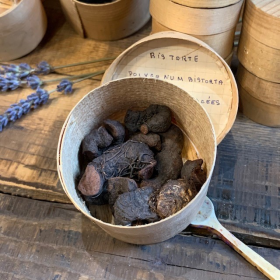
left=237, top=27, right=280, bottom=83
left=59, top=0, right=150, bottom=41
left=237, top=64, right=280, bottom=127
left=242, top=0, right=280, bottom=49
left=0, top=0, right=47, bottom=62
left=172, top=0, right=240, bottom=8
left=150, top=0, right=243, bottom=35
left=237, top=64, right=280, bottom=106
left=239, top=84, right=280, bottom=128
left=102, top=31, right=238, bottom=144
left=151, top=19, right=235, bottom=59
left=57, top=78, right=217, bottom=244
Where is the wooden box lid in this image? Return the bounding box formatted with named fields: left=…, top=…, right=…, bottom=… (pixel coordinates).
left=102, top=31, right=238, bottom=144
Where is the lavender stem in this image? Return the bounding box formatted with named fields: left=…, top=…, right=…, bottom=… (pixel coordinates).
left=52, top=57, right=115, bottom=70
left=72, top=70, right=105, bottom=84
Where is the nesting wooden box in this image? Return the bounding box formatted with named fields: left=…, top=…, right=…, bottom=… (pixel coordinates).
left=57, top=33, right=240, bottom=244
left=149, top=0, right=244, bottom=63
left=58, top=78, right=217, bottom=244
left=0, top=0, right=47, bottom=61
left=59, top=0, right=150, bottom=40
left=237, top=0, right=280, bottom=127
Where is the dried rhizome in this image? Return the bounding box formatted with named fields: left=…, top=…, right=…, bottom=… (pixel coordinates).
left=77, top=105, right=206, bottom=226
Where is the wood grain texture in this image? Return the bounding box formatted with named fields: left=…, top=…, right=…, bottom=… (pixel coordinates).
left=1, top=193, right=280, bottom=280
left=171, top=0, right=240, bottom=8
left=150, top=0, right=243, bottom=35
left=151, top=19, right=235, bottom=59
left=237, top=27, right=280, bottom=83
left=242, top=0, right=280, bottom=49
left=238, top=82, right=280, bottom=127
left=237, top=64, right=280, bottom=106
left=207, top=112, right=280, bottom=246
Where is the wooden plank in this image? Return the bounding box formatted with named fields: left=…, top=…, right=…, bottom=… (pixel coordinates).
left=1, top=193, right=280, bottom=280
left=206, top=112, right=280, bottom=247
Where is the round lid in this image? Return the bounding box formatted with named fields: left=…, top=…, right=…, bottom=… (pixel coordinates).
left=102, top=31, right=238, bottom=144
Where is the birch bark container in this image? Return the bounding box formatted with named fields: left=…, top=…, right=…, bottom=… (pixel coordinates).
left=0, top=0, right=47, bottom=62
left=237, top=64, right=280, bottom=127
left=59, top=0, right=150, bottom=40
left=57, top=78, right=217, bottom=244
left=150, top=0, right=243, bottom=35
left=151, top=19, right=235, bottom=60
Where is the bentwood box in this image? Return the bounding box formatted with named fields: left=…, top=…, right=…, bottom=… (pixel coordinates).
left=57, top=32, right=238, bottom=244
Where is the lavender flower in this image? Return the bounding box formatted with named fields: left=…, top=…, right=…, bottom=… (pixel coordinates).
left=0, top=88, right=49, bottom=131
left=2, top=63, right=33, bottom=78
left=26, top=75, right=43, bottom=90
left=35, top=61, right=52, bottom=75
left=0, top=74, right=22, bottom=91
left=57, top=79, right=73, bottom=94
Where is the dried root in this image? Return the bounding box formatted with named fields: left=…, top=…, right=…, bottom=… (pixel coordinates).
left=130, top=132, right=161, bottom=151
left=114, top=186, right=159, bottom=226
left=141, top=125, right=184, bottom=189
left=78, top=140, right=155, bottom=196
left=151, top=179, right=197, bottom=219
left=82, top=126, right=113, bottom=161
left=103, top=119, right=125, bottom=145
left=124, top=105, right=172, bottom=134
left=181, top=159, right=206, bottom=191
left=107, top=177, right=138, bottom=206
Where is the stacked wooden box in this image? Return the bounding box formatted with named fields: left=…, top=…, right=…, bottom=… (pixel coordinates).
left=149, top=0, right=244, bottom=64
left=237, top=0, right=280, bottom=127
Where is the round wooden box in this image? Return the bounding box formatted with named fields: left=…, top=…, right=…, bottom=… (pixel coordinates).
left=59, top=0, right=150, bottom=41
left=242, top=0, right=280, bottom=49
left=102, top=31, right=238, bottom=144
left=57, top=78, right=217, bottom=244
left=237, top=64, right=280, bottom=127
left=151, top=19, right=235, bottom=60
left=172, top=0, right=241, bottom=8
left=0, top=0, right=47, bottom=62
left=237, top=27, right=280, bottom=83
left=149, top=0, right=244, bottom=35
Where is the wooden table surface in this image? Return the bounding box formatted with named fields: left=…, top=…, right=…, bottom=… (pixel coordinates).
left=0, top=1, right=279, bottom=279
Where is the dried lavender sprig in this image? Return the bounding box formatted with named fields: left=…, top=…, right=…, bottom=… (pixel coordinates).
left=0, top=71, right=105, bottom=92
left=1, top=57, right=115, bottom=77
left=0, top=88, right=55, bottom=131
left=0, top=70, right=105, bottom=131
left=1, top=63, right=35, bottom=78
left=56, top=70, right=105, bottom=94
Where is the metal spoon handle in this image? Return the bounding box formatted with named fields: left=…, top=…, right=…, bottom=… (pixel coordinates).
left=194, top=217, right=280, bottom=280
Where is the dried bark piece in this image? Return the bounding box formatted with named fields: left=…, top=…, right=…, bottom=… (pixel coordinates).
left=79, top=140, right=155, bottom=196
left=181, top=159, right=206, bottom=191
left=113, top=186, right=159, bottom=226
left=103, top=119, right=125, bottom=145
left=141, top=125, right=184, bottom=189
left=124, top=105, right=172, bottom=134
left=107, top=177, right=138, bottom=206
left=130, top=132, right=161, bottom=151
left=153, top=179, right=197, bottom=219
left=82, top=126, right=113, bottom=161
left=78, top=163, right=105, bottom=196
